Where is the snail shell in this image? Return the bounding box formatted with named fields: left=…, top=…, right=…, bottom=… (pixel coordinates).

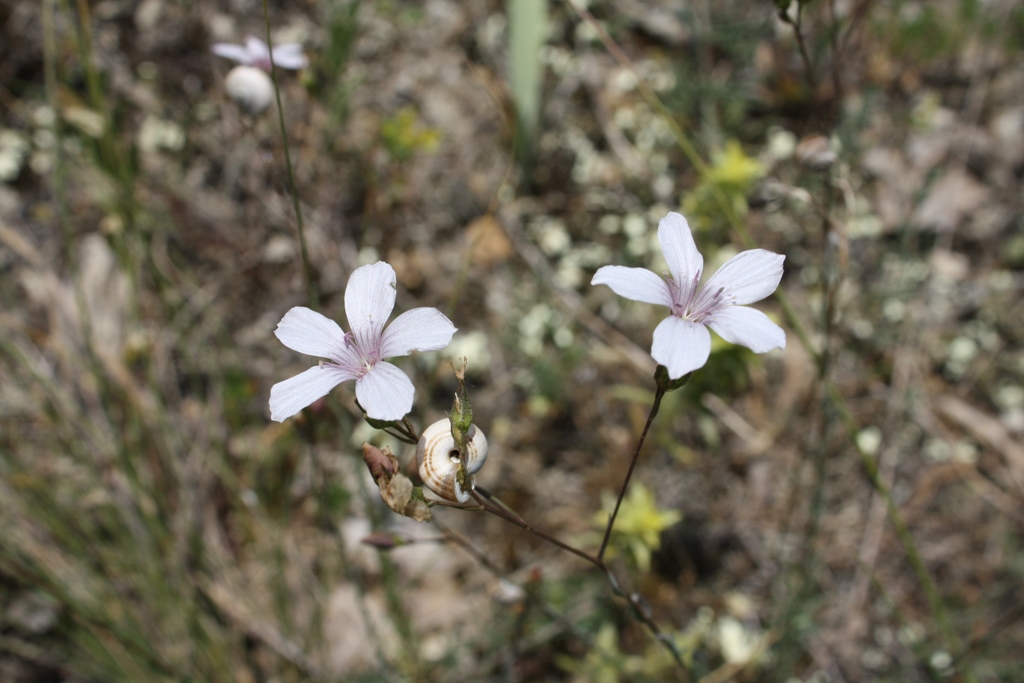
left=416, top=418, right=488, bottom=503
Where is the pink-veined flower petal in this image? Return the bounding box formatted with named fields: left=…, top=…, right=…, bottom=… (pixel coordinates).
left=379, top=308, right=457, bottom=360
left=355, top=361, right=415, bottom=421
left=591, top=266, right=673, bottom=308
left=701, top=249, right=784, bottom=306
left=271, top=44, right=308, bottom=70
left=212, top=43, right=252, bottom=64
left=275, top=307, right=345, bottom=358
left=658, top=212, right=703, bottom=300
left=245, top=36, right=270, bottom=62
left=345, top=262, right=397, bottom=354
left=707, top=306, right=786, bottom=353
left=269, top=365, right=352, bottom=422
left=652, top=316, right=712, bottom=379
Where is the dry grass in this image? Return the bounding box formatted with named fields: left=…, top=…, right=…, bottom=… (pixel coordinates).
left=2, top=0, right=1024, bottom=681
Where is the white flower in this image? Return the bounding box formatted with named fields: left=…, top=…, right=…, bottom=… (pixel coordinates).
left=212, top=35, right=307, bottom=71
left=592, top=211, right=785, bottom=379
left=270, top=262, right=457, bottom=422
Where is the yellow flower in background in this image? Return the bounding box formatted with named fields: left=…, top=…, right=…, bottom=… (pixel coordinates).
left=705, top=139, right=765, bottom=189
left=593, top=483, right=681, bottom=572
left=380, top=107, right=442, bottom=161
left=683, top=139, right=766, bottom=231
left=556, top=624, right=645, bottom=683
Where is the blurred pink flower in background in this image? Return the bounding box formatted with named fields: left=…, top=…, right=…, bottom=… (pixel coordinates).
left=212, top=35, right=307, bottom=71
left=592, top=211, right=785, bottom=379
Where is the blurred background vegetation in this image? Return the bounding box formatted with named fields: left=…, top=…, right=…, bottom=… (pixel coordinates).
left=2, top=0, right=1024, bottom=681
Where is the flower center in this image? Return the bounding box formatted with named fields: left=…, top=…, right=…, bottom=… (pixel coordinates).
left=667, top=273, right=732, bottom=322
left=342, top=331, right=380, bottom=377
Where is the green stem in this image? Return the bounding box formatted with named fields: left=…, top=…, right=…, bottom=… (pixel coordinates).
left=261, top=1, right=318, bottom=309
left=827, top=383, right=960, bottom=654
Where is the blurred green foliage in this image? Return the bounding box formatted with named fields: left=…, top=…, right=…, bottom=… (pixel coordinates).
left=318, top=0, right=362, bottom=125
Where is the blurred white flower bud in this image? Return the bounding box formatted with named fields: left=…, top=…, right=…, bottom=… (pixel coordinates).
left=224, top=65, right=274, bottom=115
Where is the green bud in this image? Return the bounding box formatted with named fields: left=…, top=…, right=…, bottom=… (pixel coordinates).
left=449, top=359, right=473, bottom=453
left=654, top=365, right=691, bottom=393
left=357, top=399, right=404, bottom=431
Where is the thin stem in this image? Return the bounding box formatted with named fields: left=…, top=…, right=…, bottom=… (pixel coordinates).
left=42, top=0, right=70, bottom=266
left=469, top=489, right=601, bottom=567
left=474, top=486, right=532, bottom=523
left=401, top=418, right=420, bottom=443
left=598, top=387, right=665, bottom=561
left=433, top=519, right=602, bottom=662
left=261, top=1, right=318, bottom=309
left=428, top=498, right=483, bottom=511
left=784, top=4, right=818, bottom=98
left=465, top=487, right=687, bottom=673
left=564, top=0, right=707, bottom=176
left=381, top=427, right=418, bottom=445
left=826, top=382, right=959, bottom=654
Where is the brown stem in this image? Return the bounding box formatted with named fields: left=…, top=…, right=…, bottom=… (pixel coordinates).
left=382, top=427, right=418, bottom=445
left=469, top=489, right=602, bottom=567
left=597, top=387, right=665, bottom=561
left=465, top=486, right=687, bottom=673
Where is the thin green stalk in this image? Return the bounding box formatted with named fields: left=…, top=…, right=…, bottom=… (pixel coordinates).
left=43, top=0, right=71, bottom=268
left=71, top=0, right=136, bottom=206
left=781, top=3, right=818, bottom=97
left=803, top=179, right=841, bottom=549
left=828, top=383, right=961, bottom=654
left=262, top=0, right=318, bottom=309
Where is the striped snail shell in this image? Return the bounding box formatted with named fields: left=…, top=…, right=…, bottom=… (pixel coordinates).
left=416, top=418, right=488, bottom=503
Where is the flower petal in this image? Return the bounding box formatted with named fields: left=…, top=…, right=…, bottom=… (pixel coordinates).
left=355, top=362, right=415, bottom=421
left=707, top=306, right=786, bottom=353
left=658, top=212, right=703, bottom=298
left=275, top=307, right=346, bottom=358
left=245, top=35, right=270, bottom=62
left=345, top=262, right=397, bottom=354
left=701, top=249, right=784, bottom=306
left=651, top=316, right=711, bottom=379
left=269, top=365, right=351, bottom=422
left=591, top=266, right=673, bottom=308
left=379, top=308, right=457, bottom=360
left=212, top=43, right=252, bottom=64
left=271, top=44, right=308, bottom=70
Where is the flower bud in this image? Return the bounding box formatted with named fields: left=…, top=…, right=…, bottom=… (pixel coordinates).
left=362, top=442, right=397, bottom=480
left=363, top=442, right=432, bottom=522
left=449, top=359, right=474, bottom=453
left=224, top=65, right=274, bottom=115
left=361, top=532, right=406, bottom=550
left=654, top=365, right=691, bottom=393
